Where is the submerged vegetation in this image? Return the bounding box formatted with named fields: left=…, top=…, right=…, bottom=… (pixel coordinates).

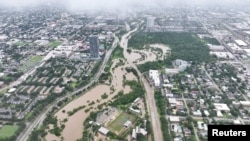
left=128, top=32, right=212, bottom=72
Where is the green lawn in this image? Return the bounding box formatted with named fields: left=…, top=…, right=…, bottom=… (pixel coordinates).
left=18, top=55, right=43, bottom=72
left=69, top=82, right=77, bottom=89
left=30, top=56, right=43, bottom=62
left=0, top=125, right=19, bottom=139
left=244, top=59, right=250, bottom=64
left=223, top=113, right=228, bottom=118
left=0, top=88, right=8, bottom=95
left=16, top=41, right=28, bottom=46
left=49, top=41, right=62, bottom=48
left=25, top=112, right=33, bottom=121
left=112, top=46, right=124, bottom=59
left=108, top=112, right=136, bottom=132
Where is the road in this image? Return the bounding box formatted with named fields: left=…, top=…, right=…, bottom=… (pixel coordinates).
left=207, top=22, right=250, bottom=124
left=201, top=66, right=224, bottom=95
left=201, top=66, right=249, bottom=124
left=125, top=22, right=131, bottom=31
left=120, top=24, right=164, bottom=141
left=166, top=115, right=250, bottom=123
left=0, top=61, right=46, bottom=92
left=221, top=22, right=250, bottom=45
left=16, top=35, right=119, bottom=141
left=181, top=92, right=200, bottom=141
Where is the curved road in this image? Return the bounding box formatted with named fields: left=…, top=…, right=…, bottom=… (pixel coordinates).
left=120, top=24, right=164, bottom=141
left=16, top=35, right=119, bottom=141
left=17, top=22, right=164, bottom=141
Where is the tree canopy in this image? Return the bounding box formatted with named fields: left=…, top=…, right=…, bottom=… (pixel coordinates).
left=128, top=32, right=211, bottom=63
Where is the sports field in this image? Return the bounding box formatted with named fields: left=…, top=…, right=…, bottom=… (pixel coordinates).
left=108, top=112, right=136, bottom=132
left=49, top=41, right=62, bottom=48
left=0, top=125, right=19, bottom=139
left=18, top=55, right=43, bottom=72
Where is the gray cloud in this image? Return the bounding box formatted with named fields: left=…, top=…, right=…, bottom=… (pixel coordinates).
left=0, top=0, right=41, bottom=7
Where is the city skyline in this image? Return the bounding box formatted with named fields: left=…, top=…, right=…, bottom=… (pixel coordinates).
left=1, top=0, right=250, bottom=9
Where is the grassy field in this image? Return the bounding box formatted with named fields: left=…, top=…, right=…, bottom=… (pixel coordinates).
left=0, top=88, right=8, bottom=95
left=108, top=112, right=136, bottom=132
left=49, top=41, right=62, bottom=48
left=112, top=45, right=124, bottom=59
left=30, top=56, right=43, bottom=62
left=70, top=82, right=78, bottom=88
left=24, top=112, right=33, bottom=120
left=244, top=59, right=250, bottom=64
left=18, top=55, right=43, bottom=72
left=16, top=41, right=28, bottom=46
left=0, top=125, right=19, bottom=139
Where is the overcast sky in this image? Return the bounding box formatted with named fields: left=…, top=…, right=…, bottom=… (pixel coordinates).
left=0, top=0, right=249, bottom=10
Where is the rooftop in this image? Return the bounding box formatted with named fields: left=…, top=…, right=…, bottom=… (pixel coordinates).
left=214, top=103, right=230, bottom=111
left=240, top=101, right=250, bottom=106
left=169, top=116, right=180, bottom=122
left=8, top=88, right=16, bottom=93
left=98, top=127, right=109, bottom=135
left=234, top=40, right=247, bottom=46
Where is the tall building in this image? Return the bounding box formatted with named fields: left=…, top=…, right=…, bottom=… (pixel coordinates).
left=146, top=17, right=155, bottom=28
left=107, top=31, right=113, bottom=40
left=89, top=35, right=99, bottom=58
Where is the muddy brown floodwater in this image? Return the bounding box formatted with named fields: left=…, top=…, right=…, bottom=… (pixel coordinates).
left=45, top=59, right=137, bottom=141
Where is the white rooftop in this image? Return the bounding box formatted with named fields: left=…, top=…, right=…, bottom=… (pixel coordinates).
left=0, top=35, right=8, bottom=40
left=244, top=49, right=250, bottom=54
left=214, top=103, right=230, bottom=111
left=149, top=70, right=159, bottom=79
left=204, top=110, right=210, bottom=116
left=208, top=44, right=225, bottom=51
left=210, top=52, right=235, bottom=59
left=197, top=121, right=208, bottom=131
left=98, top=127, right=109, bottom=135
left=124, top=120, right=132, bottom=127
left=235, top=40, right=247, bottom=46
left=240, top=101, right=250, bottom=106
left=168, top=98, right=177, bottom=104
left=217, top=111, right=223, bottom=117
left=244, top=31, right=250, bottom=35
left=169, top=116, right=180, bottom=122
left=0, top=73, right=4, bottom=77
left=8, top=88, right=16, bottom=93
left=193, top=110, right=202, bottom=116
left=165, top=68, right=180, bottom=74
left=140, top=128, right=148, bottom=136
left=149, top=70, right=160, bottom=87
left=234, top=120, right=241, bottom=125
left=228, top=43, right=243, bottom=51
left=4, top=93, right=11, bottom=97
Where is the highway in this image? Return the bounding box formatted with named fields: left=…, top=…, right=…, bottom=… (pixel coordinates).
left=16, top=34, right=119, bottom=141
left=17, top=22, right=163, bottom=141
left=120, top=24, right=164, bottom=141
left=0, top=61, right=45, bottom=92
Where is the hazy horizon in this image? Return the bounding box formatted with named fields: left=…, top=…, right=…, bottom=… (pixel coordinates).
left=1, top=0, right=250, bottom=10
